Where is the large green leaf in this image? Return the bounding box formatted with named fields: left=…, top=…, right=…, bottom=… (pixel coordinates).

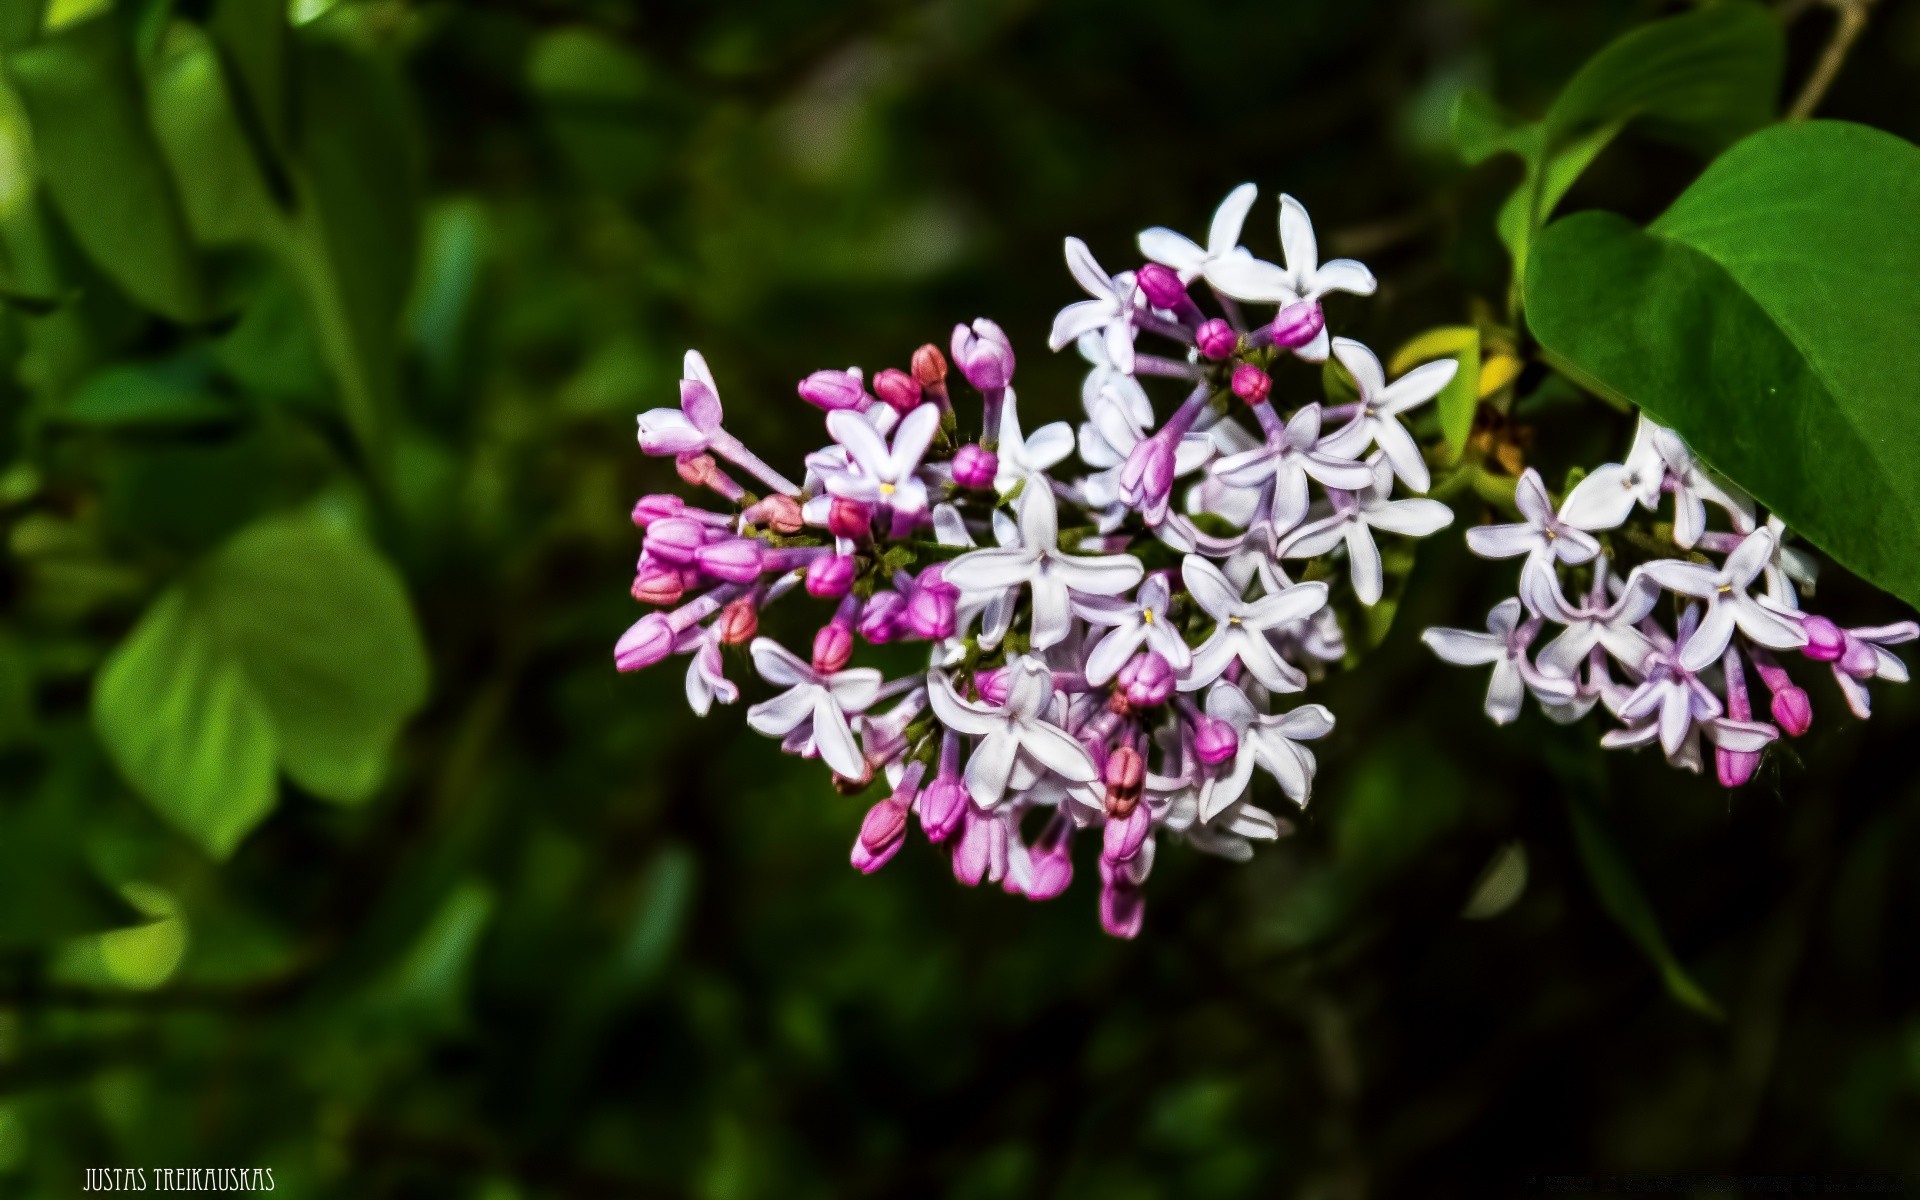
left=1526, top=121, right=1920, bottom=610
left=1454, top=2, right=1782, bottom=295
left=5, top=12, right=209, bottom=321
left=93, top=509, right=430, bottom=856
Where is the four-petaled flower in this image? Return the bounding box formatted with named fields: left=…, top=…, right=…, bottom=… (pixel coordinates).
left=1204, top=681, right=1335, bottom=819
left=927, top=658, right=1099, bottom=808
left=745, top=639, right=883, bottom=780
left=1421, top=598, right=1576, bottom=725
left=993, top=389, right=1076, bottom=494
left=1211, top=402, right=1375, bottom=534
left=1179, top=555, right=1329, bottom=693
left=944, top=480, right=1145, bottom=649
left=1073, top=572, right=1194, bottom=685
left=821, top=402, right=941, bottom=516
left=1281, top=462, right=1454, bottom=605
left=1048, top=238, right=1141, bottom=373
left=1136, top=182, right=1276, bottom=297
left=1315, top=338, right=1457, bottom=493
left=1639, top=527, right=1806, bottom=673
left=1465, top=467, right=1601, bottom=588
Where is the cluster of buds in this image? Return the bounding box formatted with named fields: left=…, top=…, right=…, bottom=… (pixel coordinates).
left=619, top=185, right=1463, bottom=936
left=1424, top=415, right=1916, bottom=784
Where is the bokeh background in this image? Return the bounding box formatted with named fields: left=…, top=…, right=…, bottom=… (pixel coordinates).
left=3, top=0, right=1920, bottom=1196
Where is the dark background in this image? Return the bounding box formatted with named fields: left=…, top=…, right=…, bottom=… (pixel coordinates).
left=4, top=0, right=1920, bottom=1195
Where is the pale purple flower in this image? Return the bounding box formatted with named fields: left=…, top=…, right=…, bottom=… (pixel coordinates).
left=1210, top=402, right=1375, bottom=533
left=1639, top=527, right=1807, bottom=673
left=682, top=627, right=738, bottom=715
left=1178, top=555, right=1329, bottom=693
left=635, top=350, right=724, bottom=455
left=1315, top=338, right=1456, bottom=493
left=926, top=657, right=1100, bottom=809
left=993, top=390, right=1075, bottom=494
left=1048, top=238, right=1141, bottom=373
left=1204, top=681, right=1334, bottom=817
left=1521, top=560, right=1657, bottom=676
left=1560, top=415, right=1749, bottom=546
left=1274, top=194, right=1378, bottom=302
left=951, top=319, right=1016, bottom=391
left=1803, top=616, right=1919, bottom=718
left=1136, top=183, right=1276, bottom=296
left=1279, top=462, right=1453, bottom=605
left=744, top=639, right=883, bottom=780
left=1605, top=619, right=1777, bottom=770
left=821, top=402, right=941, bottom=516
left=1073, top=572, right=1194, bottom=685
left=943, top=482, right=1144, bottom=650
left=1421, top=599, right=1576, bottom=725
left=1464, top=467, right=1601, bottom=584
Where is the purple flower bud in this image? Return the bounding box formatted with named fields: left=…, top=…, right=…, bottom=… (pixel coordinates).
left=952, top=807, right=1008, bottom=887
left=631, top=494, right=685, bottom=526
left=1117, top=652, right=1175, bottom=708
left=873, top=368, right=923, bottom=413
left=716, top=598, right=758, bottom=644
left=813, top=622, right=854, bottom=673
left=805, top=553, right=857, bottom=599
left=1098, top=860, right=1144, bottom=939
left=1024, top=840, right=1074, bottom=901
left=1771, top=684, right=1813, bottom=736
left=857, top=797, right=910, bottom=859
left=630, top=561, right=685, bottom=606
left=902, top=587, right=957, bottom=640
left=1840, top=636, right=1879, bottom=679
left=1801, top=614, right=1846, bottom=661
left=952, top=444, right=999, bottom=490
left=974, top=668, right=1010, bottom=707
left=1196, top=319, right=1239, bottom=360
left=1717, top=745, right=1762, bottom=789
left=859, top=590, right=906, bottom=642
left=1102, top=803, right=1150, bottom=864
left=1119, top=435, right=1176, bottom=520
left=950, top=319, right=1016, bottom=391
left=644, top=518, right=707, bottom=565
left=1269, top=299, right=1325, bottom=350
left=614, top=613, right=676, bottom=672
left=918, top=777, right=968, bottom=843
left=1231, top=362, right=1271, bottom=404
left=1136, top=263, right=1189, bottom=310
left=1193, top=717, right=1239, bottom=766
left=694, top=537, right=765, bottom=584
left=828, top=497, right=872, bottom=539
left=798, top=369, right=868, bottom=411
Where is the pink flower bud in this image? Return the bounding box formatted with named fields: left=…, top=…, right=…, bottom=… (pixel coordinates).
left=813, top=622, right=854, bottom=672
left=1717, top=745, right=1761, bottom=789
left=805, top=553, right=857, bottom=599
left=1023, top=826, right=1074, bottom=900
left=974, top=668, right=1009, bottom=707
left=1771, top=684, right=1813, bottom=736
left=1102, top=802, right=1150, bottom=864
left=859, top=797, right=909, bottom=855
left=1103, top=745, right=1145, bottom=816
left=694, top=538, right=765, bottom=584
left=951, top=444, right=999, bottom=490
left=614, top=613, right=676, bottom=672
left=873, top=368, right=923, bottom=413
left=676, top=452, right=718, bottom=486
left=1196, top=319, right=1239, bottom=360
left=1117, top=652, right=1174, bottom=708
left=1098, top=861, right=1144, bottom=939
left=631, top=494, right=685, bottom=526
left=1269, top=299, right=1325, bottom=350
left=798, top=369, right=868, bottom=411
left=918, top=778, right=968, bottom=842
left=952, top=807, right=1008, bottom=887
left=1193, top=717, right=1239, bottom=766
left=828, top=497, right=872, bottom=539
left=716, top=598, right=758, bottom=645
left=902, top=586, right=957, bottom=640
left=644, top=518, right=706, bottom=565
left=753, top=494, right=804, bottom=535
left=858, top=590, right=905, bottom=642
left=950, top=319, right=1016, bottom=391
left=631, top=563, right=685, bottom=606
left=911, top=344, right=949, bottom=387
left=1119, top=435, right=1176, bottom=520
left=1135, top=263, right=1189, bottom=310
left=1800, top=615, right=1845, bottom=662
left=1231, top=362, right=1271, bottom=404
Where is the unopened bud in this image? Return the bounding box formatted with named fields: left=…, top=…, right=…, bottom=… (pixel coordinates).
left=1196, top=319, right=1239, bottom=360
left=974, top=668, right=1009, bottom=707
left=873, top=368, right=923, bottom=413
left=950, top=319, right=1016, bottom=391
left=1269, top=299, right=1325, bottom=350
left=644, top=518, right=706, bottom=565
left=813, top=622, right=854, bottom=672
left=798, top=369, right=868, bottom=411
left=755, top=494, right=804, bottom=535
left=1193, top=717, right=1239, bottom=766
left=1231, top=362, right=1271, bottom=404
left=1136, top=263, right=1188, bottom=310
left=631, top=563, right=685, bottom=606
left=676, top=452, right=718, bottom=487
left=631, top=494, right=685, bottom=526
left=805, top=553, right=857, bottom=599
left=952, top=444, right=999, bottom=491
left=1800, top=615, right=1845, bottom=662
left=858, top=590, right=905, bottom=642
left=828, top=497, right=873, bottom=539
left=1116, top=652, right=1174, bottom=708
left=1103, top=746, right=1144, bottom=817
left=1771, top=684, right=1813, bottom=736
left=694, top=537, right=765, bottom=584
left=716, top=598, right=758, bottom=645
left=911, top=344, right=948, bottom=387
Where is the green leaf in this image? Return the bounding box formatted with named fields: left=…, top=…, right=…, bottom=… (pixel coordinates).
left=54, top=357, right=238, bottom=428
left=5, top=12, right=209, bottom=321
left=1525, top=121, right=1920, bottom=610
left=1461, top=841, right=1528, bottom=921
left=1565, top=791, right=1723, bottom=1020
left=0, top=795, right=147, bottom=947
left=93, top=508, right=430, bottom=856
left=93, top=585, right=279, bottom=858
left=94, top=882, right=189, bottom=989
left=145, top=18, right=284, bottom=246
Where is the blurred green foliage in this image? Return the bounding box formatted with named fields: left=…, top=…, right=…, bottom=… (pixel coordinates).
left=2, top=0, right=1920, bottom=1196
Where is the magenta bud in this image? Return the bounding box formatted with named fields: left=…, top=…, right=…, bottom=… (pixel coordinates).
left=798, top=369, right=868, bottom=411
left=952, top=808, right=1008, bottom=887
left=805, top=553, right=857, bottom=599
left=631, top=494, right=685, bottom=526
left=950, top=319, right=1016, bottom=391
left=1196, top=319, right=1239, bottom=360
left=813, top=622, right=854, bottom=673
left=1024, top=847, right=1074, bottom=901
left=952, top=444, right=999, bottom=490
left=694, top=538, right=765, bottom=584
left=1098, top=869, right=1144, bottom=939
left=1231, top=362, right=1271, bottom=405
left=1102, top=803, right=1150, bottom=864
left=1136, top=263, right=1189, bottom=310
left=1117, top=652, right=1175, bottom=708
left=1799, top=615, right=1845, bottom=662
left=918, top=778, right=968, bottom=843
left=903, top=587, right=957, bottom=640
left=828, top=497, right=872, bottom=539
left=1770, top=684, right=1813, bottom=736
left=1717, top=746, right=1761, bottom=789
left=974, top=668, right=1010, bottom=707
left=873, top=368, right=923, bottom=413
left=1119, top=435, right=1176, bottom=516
left=1193, top=717, right=1239, bottom=766
left=858, top=590, right=905, bottom=642
left=859, top=798, right=910, bottom=855
left=644, top=518, right=707, bottom=565
left=1269, top=299, right=1325, bottom=350
left=631, top=562, right=685, bottom=606
left=614, top=613, right=676, bottom=672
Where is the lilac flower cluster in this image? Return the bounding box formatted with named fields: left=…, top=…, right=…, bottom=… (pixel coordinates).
left=1424, top=415, right=1917, bottom=784
left=618, top=185, right=1459, bottom=936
